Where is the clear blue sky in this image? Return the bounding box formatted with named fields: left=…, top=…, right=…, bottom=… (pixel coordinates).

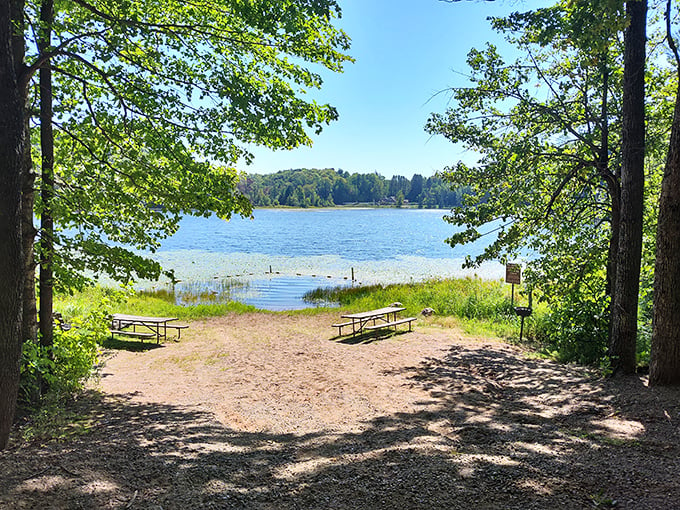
left=245, top=0, right=546, bottom=179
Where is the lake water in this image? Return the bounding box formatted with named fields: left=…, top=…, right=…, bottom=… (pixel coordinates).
left=141, top=208, right=505, bottom=310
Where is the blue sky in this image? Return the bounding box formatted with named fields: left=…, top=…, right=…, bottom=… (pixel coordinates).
left=246, top=0, right=546, bottom=179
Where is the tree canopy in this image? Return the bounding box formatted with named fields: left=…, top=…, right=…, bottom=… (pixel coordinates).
left=427, top=0, right=673, bottom=364
left=32, top=0, right=351, bottom=287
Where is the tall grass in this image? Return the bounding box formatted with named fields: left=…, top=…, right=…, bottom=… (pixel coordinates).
left=305, top=277, right=542, bottom=340
left=55, top=286, right=256, bottom=321
left=56, top=278, right=541, bottom=341
left=306, top=277, right=515, bottom=318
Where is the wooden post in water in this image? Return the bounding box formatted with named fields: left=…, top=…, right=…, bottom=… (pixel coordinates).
left=351, top=267, right=355, bottom=282
left=269, top=265, right=272, bottom=274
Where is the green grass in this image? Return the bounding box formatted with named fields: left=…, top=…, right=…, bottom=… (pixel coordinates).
left=305, top=277, right=514, bottom=317
left=55, top=285, right=256, bottom=322
left=305, top=277, right=544, bottom=341
left=56, top=277, right=544, bottom=342
left=123, top=289, right=256, bottom=318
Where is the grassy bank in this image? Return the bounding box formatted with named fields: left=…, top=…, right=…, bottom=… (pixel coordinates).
left=305, top=277, right=542, bottom=341
left=55, top=286, right=257, bottom=321
left=55, top=277, right=542, bottom=343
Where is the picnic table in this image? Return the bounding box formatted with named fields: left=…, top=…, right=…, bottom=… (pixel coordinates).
left=110, top=313, right=188, bottom=344
left=333, top=306, right=416, bottom=338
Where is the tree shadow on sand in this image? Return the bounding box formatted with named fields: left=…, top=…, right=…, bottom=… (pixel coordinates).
left=101, top=337, right=166, bottom=353
left=1, top=345, right=679, bottom=509
left=333, top=328, right=412, bottom=345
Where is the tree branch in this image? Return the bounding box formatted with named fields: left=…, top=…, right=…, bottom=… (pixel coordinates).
left=666, top=0, right=680, bottom=72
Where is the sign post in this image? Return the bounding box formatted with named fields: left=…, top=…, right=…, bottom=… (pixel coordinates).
left=505, top=263, right=522, bottom=306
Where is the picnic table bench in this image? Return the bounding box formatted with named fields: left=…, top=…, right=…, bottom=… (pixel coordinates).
left=333, top=306, right=416, bottom=338
left=53, top=312, right=71, bottom=331
left=110, top=313, right=189, bottom=344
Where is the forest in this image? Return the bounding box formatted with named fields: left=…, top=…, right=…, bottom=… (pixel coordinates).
left=236, top=168, right=472, bottom=208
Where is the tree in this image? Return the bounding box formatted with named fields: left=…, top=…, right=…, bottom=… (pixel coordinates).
left=43, top=4, right=347, bottom=314
left=427, top=2, right=634, bottom=363
left=389, top=175, right=410, bottom=198
left=407, top=174, right=424, bottom=203
left=37, top=0, right=56, bottom=377
left=396, top=190, right=405, bottom=207
left=610, top=0, right=647, bottom=376
left=35, top=0, right=349, bottom=284
left=650, top=0, right=680, bottom=385
left=0, top=0, right=27, bottom=450
left=1, top=0, right=352, bottom=448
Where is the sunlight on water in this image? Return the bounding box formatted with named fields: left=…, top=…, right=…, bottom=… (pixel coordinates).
left=148, top=251, right=506, bottom=286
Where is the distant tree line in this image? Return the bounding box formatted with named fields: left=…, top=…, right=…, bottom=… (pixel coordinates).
left=237, top=168, right=471, bottom=208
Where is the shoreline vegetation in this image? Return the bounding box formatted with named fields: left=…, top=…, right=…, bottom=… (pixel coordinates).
left=237, top=168, right=472, bottom=209
left=56, top=276, right=542, bottom=350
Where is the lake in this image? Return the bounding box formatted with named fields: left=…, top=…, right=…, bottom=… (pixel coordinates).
left=141, top=208, right=505, bottom=310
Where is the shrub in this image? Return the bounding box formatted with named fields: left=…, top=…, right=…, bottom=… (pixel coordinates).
left=533, top=292, right=610, bottom=365
left=20, top=292, right=117, bottom=405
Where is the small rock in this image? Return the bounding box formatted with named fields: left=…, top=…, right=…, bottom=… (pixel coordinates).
left=389, top=302, right=403, bottom=307
left=421, top=307, right=435, bottom=316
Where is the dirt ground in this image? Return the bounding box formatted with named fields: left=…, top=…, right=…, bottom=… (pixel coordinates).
left=1, top=312, right=680, bottom=509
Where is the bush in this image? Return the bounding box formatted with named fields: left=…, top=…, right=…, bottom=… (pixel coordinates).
left=533, top=292, right=610, bottom=365
left=20, top=293, right=116, bottom=405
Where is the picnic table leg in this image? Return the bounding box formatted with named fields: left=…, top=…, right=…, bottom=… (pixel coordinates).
left=132, top=323, right=143, bottom=343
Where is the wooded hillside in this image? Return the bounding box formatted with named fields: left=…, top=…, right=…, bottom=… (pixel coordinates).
left=237, top=168, right=471, bottom=207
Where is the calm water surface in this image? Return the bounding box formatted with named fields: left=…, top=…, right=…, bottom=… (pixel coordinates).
left=144, top=208, right=504, bottom=310
left=160, top=208, right=485, bottom=260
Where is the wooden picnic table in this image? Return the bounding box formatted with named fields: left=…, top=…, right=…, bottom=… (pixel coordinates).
left=333, top=306, right=415, bottom=337
left=110, top=313, right=188, bottom=344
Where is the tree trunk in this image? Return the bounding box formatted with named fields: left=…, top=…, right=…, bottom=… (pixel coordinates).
left=0, top=0, right=26, bottom=450
left=610, top=0, right=646, bottom=375
left=607, top=173, right=621, bottom=336
left=38, top=0, right=54, bottom=366
left=21, top=112, right=38, bottom=403
left=649, top=0, right=680, bottom=386
left=650, top=87, right=680, bottom=385
left=598, top=53, right=621, bottom=344
left=22, top=117, right=37, bottom=348
left=12, top=0, right=36, bottom=390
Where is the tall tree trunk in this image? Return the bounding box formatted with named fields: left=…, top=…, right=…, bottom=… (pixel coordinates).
left=650, top=86, right=680, bottom=385
left=22, top=117, right=37, bottom=348
left=22, top=113, right=38, bottom=403
left=38, top=0, right=54, bottom=365
left=610, top=0, right=647, bottom=375
left=649, top=0, right=680, bottom=386
left=598, top=53, right=621, bottom=342
left=12, top=0, right=35, bottom=380
left=0, top=0, right=26, bottom=451
left=606, top=168, right=621, bottom=343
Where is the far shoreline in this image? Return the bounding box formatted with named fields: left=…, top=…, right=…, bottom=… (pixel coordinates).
left=250, top=203, right=453, bottom=211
